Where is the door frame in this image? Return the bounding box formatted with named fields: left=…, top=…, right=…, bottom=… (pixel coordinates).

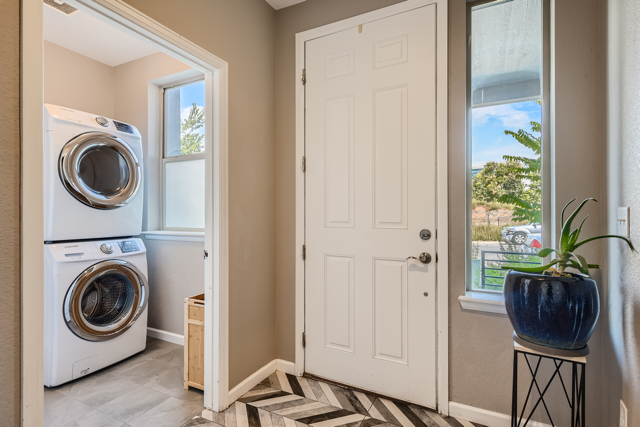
left=21, top=0, right=230, bottom=423
left=294, top=0, right=449, bottom=416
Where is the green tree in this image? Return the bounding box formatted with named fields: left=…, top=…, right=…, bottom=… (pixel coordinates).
left=497, top=100, right=542, bottom=223
left=472, top=160, right=526, bottom=203
left=180, top=103, right=205, bottom=155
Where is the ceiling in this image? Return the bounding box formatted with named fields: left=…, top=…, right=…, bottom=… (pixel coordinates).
left=265, top=0, right=306, bottom=10
left=43, top=4, right=158, bottom=67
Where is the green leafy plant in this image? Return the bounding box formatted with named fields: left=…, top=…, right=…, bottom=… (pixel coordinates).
left=497, top=100, right=542, bottom=223
left=180, top=103, right=205, bottom=155
left=502, top=198, right=635, bottom=276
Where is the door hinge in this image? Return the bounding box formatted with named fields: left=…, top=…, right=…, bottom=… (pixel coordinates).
left=436, top=253, right=438, bottom=263
left=302, top=332, right=306, bottom=348
left=302, top=156, right=306, bottom=172
left=302, top=245, right=306, bottom=260
left=302, top=69, right=306, bottom=85
left=204, top=250, right=209, bottom=259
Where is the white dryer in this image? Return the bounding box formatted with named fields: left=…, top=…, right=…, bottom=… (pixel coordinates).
left=44, top=104, right=144, bottom=242
left=44, top=238, right=149, bottom=387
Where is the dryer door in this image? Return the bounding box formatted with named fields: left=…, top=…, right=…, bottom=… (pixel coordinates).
left=59, top=132, right=141, bottom=210
left=64, top=260, right=149, bottom=342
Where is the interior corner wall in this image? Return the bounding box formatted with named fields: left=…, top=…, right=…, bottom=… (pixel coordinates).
left=274, top=0, right=406, bottom=365
left=0, top=0, right=21, bottom=424
left=120, top=0, right=278, bottom=389
left=604, top=0, right=640, bottom=425
left=113, top=52, right=202, bottom=337
left=44, top=40, right=115, bottom=118
left=449, top=0, right=605, bottom=423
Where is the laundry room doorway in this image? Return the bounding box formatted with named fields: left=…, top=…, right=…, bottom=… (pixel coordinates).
left=21, top=0, right=231, bottom=424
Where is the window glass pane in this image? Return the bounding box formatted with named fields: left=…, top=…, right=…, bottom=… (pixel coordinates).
left=470, top=0, right=543, bottom=292
left=165, top=80, right=205, bottom=157
left=164, top=159, right=205, bottom=229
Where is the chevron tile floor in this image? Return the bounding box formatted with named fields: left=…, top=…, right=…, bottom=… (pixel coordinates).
left=182, top=372, right=486, bottom=427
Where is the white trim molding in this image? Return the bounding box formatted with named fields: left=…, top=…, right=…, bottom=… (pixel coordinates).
left=22, top=0, right=230, bottom=419
left=142, top=231, right=205, bottom=243
left=227, top=359, right=296, bottom=403
left=294, top=0, right=449, bottom=415
left=147, top=327, right=185, bottom=345
left=458, top=292, right=508, bottom=315
left=449, top=402, right=552, bottom=427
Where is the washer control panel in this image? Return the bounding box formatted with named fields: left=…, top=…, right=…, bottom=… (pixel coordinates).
left=45, top=238, right=146, bottom=263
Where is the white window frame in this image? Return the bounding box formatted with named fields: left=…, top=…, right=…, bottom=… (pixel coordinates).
left=461, top=0, right=553, bottom=312
left=161, top=78, right=206, bottom=232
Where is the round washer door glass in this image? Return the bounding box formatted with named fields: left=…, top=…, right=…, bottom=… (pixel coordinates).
left=65, top=260, right=149, bottom=341
left=59, top=132, right=141, bottom=210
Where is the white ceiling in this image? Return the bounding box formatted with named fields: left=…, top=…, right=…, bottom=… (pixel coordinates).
left=265, top=0, right=306, bottom=10
left=43, top=4, right=158, bottom=67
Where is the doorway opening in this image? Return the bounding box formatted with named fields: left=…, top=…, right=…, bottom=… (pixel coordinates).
left=21, top=0, right=229, bottom=424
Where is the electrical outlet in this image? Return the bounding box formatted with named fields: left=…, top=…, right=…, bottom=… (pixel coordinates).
left=618, top=207, right=630, bottom=238
left=620, top=400, right=627, bottom=427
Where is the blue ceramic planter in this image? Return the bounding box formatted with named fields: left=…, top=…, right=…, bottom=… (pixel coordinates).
left=503, top=270, right=600, bottom=350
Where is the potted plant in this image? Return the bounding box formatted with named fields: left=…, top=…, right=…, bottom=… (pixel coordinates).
left=502, top=198, right=634, bottom=351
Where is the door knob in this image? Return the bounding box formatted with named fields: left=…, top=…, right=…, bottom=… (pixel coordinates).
left=406, top=252, right=432, bottom=264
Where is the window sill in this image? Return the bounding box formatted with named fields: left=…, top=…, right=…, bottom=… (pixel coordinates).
left=141, top=231, right=205, bottom=242
left=458, top=292, right=507, bottom=315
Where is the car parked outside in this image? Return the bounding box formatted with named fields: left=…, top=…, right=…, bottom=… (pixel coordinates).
left=501, top=223, right=542, bottom=245
left=522, top=233, right=543, bottom=253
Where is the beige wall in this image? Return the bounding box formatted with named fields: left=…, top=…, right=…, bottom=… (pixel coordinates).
left=0, top=0, right=21, bottom=424
left=274, top=0, right=405, bottom=364
left=44, top=41, right=115, bottom=117
left=113, top=52, right=203, bottom=336
left=604, top=0, right=640, bottom=424
left=122, top=0, right=278, bottom=389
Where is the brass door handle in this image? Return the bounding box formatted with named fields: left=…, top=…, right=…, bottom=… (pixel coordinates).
left=406, top=252, right=432, bottom=264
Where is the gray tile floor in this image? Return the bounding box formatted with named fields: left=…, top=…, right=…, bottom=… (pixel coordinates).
left=44, top=337, right=204, bottom=427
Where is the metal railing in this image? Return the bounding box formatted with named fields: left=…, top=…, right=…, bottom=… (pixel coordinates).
left=479, top=250, right=542, bottom=290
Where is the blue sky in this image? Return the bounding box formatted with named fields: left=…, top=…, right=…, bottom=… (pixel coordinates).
left=179, top=80, right=205, bottom=122
left=472, top=100, right=541, bottom=166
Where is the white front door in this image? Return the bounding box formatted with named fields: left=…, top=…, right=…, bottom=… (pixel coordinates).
left=304, top=6, right=438, bottom=409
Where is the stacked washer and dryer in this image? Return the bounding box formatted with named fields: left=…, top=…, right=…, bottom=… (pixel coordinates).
left=43, top=104, right=150, bottom=387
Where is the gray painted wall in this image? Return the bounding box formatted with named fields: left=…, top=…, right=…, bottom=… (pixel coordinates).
left=0, top=0, right=21, bottom=423
left=604, top=0, right=640, bottom=425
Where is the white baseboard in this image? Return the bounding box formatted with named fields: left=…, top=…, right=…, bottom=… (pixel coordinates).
left=276, top=359, right=296, bottom=375
left=227, top=358, right=297, bottom=403
left=147, top=327, right=184, bottom=346
left=449, top=402, right=552, bottom=427
left=229, top=359, right=278, bottom=402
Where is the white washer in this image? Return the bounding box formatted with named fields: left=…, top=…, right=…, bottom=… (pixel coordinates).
left=44, top=104, right=144, bottom=242
left=44, top=238, right=149, bottom=387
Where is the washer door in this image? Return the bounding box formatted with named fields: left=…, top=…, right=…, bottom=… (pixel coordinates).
left=64, top=260, right=149, bottom=342
left=59, top=132, right=141, bottom=210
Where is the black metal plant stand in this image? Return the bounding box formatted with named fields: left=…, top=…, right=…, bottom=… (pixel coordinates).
left=511, top=333, right=588, bottom=427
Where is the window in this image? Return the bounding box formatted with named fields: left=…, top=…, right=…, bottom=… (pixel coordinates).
left=163, top=79, right=206, bottom=231
left=467, top=0, right=546, bottom=293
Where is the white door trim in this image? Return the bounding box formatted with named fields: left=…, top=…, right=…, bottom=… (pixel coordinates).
left=21, top=0, right=230, bottom=423
left=294, top=0, right=449, bottom=416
